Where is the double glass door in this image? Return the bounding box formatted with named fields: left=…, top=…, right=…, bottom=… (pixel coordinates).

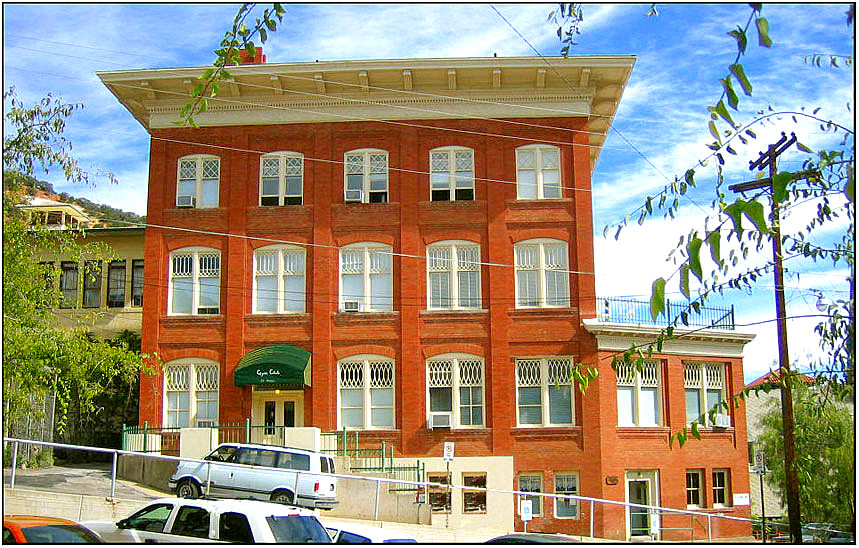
left=252, top=390, right=303, bottom=445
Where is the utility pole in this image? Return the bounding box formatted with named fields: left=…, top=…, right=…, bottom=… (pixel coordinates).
left=729, top=132, right=802, bottom=543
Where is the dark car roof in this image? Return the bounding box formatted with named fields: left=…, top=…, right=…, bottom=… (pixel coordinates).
left=486, top=532, right=583, bottom=543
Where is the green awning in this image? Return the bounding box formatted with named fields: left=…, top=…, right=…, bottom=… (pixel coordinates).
left=234, top=345, right=312, bottom=387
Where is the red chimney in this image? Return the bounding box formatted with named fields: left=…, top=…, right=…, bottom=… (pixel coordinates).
left=238, top=46, right=266, bottom=65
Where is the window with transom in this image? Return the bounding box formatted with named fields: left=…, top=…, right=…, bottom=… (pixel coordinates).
left=344, top=149, right=388, bottom=203
left=260, top=152, right=303, bottom=206
left=516, top=145, right=561, bottom=199
left=169, top=248, right=221, bottom=316
left=338, top=356, right=395, bottom=430
left=60, top=261, right=78, bottom=308
left=427, top=241, right=481, bottom=310
left=131, top=259, right=144, bottom=307
left=82, top=260, right=102, bottom=308
left=515, top=358, right=574, bottom=427
left=253, top=245, right=306, bottom=314
left=340, top=244, right=393, bottom=312
left=684, top=362, right=726, bottom=426
left=430, top=147, right=474, bottom=201
left=177, top=155, right=220, bottom=208
left=515, top=240, right=569, bottom=308
left=426, top=354, right=484, bottom=428
left=555, top=472, right=579, bottom=518
left=107, top=260, right=126, bottom=308
left=164, top=359, right=219, bottom=427
left=686, top=470, right=703, bottom=508
left=616, top=360, right=662, bottom=427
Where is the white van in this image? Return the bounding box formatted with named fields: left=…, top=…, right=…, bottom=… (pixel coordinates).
left=168, top=443, right=338, bottom=510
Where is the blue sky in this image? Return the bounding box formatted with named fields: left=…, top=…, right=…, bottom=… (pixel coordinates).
left=3, top=3, right=854, bottom=382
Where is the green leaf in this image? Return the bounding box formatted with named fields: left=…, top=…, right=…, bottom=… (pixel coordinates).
left=192, top=82, right=205, bottom=97
left=259, top=27, right=268, bottom=43
left=202, top=68, right=215, bottom=80
left=749, top=3, right=762, bottom=12
left=713, top=100, right=736, bottom=127
left=221, top=68, right=232, bottom=80
left=796, top=141, right=813, bottom=153
left=691, top=421, right=701, bottom=439
left=245, top=42, right=256, bottom=58
left=684, top=169, right=695, bottom=187
left=707, top=230, right=722, bottom=266
left=680, top=265, right=691, bottom=299
left=772, top=171, right=792, bottom=204
left=845, top=170, right=854, bottom=202
left=708, top=120, right=721, bottom=143
left=728, top=27, right=747, bottom=54
left=720, top=78, right=739, bottom=110
left=265, top=18, right=277, bottom=31
left=650, top=277, right=666, bottom=321
left=756, top=17, right=773, bottom=47
left=743, top=200, right=769, bottom=233
left=729, top=63, right=753, bottom=95
left=725, top=200, right=745, bottom=236
left=645, top=196, right=653, bottom=214
left=687, top=238, right=704, bottom=282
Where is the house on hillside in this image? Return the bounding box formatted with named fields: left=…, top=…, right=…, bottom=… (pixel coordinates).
left=17, top=194, right=146, bottom=338
left=98, top=53, right=756, bottom=541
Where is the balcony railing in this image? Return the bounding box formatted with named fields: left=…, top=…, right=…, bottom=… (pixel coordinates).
left=596, top=297, right=735, bottom=331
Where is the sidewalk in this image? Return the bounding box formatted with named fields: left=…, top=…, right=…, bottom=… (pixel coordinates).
left=2, top=462, right=169, bottom=501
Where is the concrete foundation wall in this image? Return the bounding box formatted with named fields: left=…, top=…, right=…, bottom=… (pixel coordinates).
left=325, top=473, right=431, bottom=524
left=3, top=487, right=146, bottom=523
left=179, top=428, right=219, bottom=459
left=118, top=454, right=176, bottom=492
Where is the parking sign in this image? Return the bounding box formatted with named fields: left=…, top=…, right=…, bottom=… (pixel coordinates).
left=520, top=499, right=533, bottom=521
left=443, top=442, right=454, bottom=462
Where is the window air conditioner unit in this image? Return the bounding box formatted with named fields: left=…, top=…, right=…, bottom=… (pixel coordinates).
left=343, top=300, right=360, bottom=312
left=176, top=195, right=196, bottom=208
left=713, top=413, right=731, bottom=428
left=428, top=412, right=452, bottom=429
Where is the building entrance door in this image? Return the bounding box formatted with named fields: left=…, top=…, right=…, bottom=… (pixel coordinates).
left=625, top=470, right=660, bottom=540
left=251, top=389, right=303, bottom=445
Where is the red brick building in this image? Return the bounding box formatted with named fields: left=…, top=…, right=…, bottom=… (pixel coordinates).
left=100, top=55, right=754, bottom=540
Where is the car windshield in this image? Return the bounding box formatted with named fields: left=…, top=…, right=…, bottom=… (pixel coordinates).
left=266, top=515, right=331, bottom=543
left=21, top=524, right=103, bottom=543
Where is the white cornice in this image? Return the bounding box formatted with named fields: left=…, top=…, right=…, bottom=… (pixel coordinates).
left=582, top=319, right=756, bottom=359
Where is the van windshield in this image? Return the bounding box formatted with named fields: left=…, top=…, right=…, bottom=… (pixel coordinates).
left=266, top=516, right=331, bottom=543
left=276, top=452, right=310, bottom=471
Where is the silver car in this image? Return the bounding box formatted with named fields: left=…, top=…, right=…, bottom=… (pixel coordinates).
left=169, top=443, right=338, bottom=510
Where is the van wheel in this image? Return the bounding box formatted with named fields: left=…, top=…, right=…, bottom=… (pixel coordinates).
left=271, top=490, right=294, bottom=504
left=177, top=479, right=201, bottom=499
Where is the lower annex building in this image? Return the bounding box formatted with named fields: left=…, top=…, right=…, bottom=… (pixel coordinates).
left=99, top=53, right=756, bottom=540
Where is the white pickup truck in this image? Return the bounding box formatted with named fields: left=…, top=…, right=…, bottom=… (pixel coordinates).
left=85, top=497, right=331, bottom=543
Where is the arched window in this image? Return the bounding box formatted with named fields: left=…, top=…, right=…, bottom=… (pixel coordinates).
left=169, top=247, right=221, bottom=315
left=426, top=241, right=481, bottom=310
left=426, top=354, right=485, bottom=429
left=344, top=149, right=388, bottom=203
left=514, top=239, right=569, bottom=308
left=337, top=355, right=395, bottom=430
left=163, top=358, right=219, bottom=427
left=260, top=152, right=303, bottom=206
left=177, top=155, right=220, bottom=208
left=430, top=146, right=474, bottom=201
left=253, top=245, right=306, bottom=314
left=339, top=243, right=393, bottom=312
left=515, top=145, right=561, bottom=199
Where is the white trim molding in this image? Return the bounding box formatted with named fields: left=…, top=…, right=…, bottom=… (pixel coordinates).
left=582, top=319, right=756, bottom=358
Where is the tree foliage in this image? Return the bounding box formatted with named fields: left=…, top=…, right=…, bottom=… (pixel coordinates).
left=758, top=380, right=855, bottom=528
left=3, top=88, right=148, bottom=440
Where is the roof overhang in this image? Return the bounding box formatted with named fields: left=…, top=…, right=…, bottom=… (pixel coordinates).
left=582, top=319, right=756, bottom=359
left=98, top=55, right=635, bottom=173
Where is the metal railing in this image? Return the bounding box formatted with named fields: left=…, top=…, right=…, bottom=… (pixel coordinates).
left=597, top=297, right=735, bottom=330
left=5, top=437, right=757, bottom=541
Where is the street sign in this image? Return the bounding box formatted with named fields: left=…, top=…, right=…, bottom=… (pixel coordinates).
left=443, top=441, right=454, bottom=462
left=520, top=499, right=533, bottom=521
left=753, top=451, right=767, bottom=474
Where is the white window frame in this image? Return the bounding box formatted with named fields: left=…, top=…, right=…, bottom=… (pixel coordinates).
left=684, top=362, right=726, bottom=426
left=177, top=154, right=220, bottom=208
left=163, top=359, right=219, bottom=428
left=259, top=151, right=303, bottom=206
left=615, top=360, right=663, bottom=427
left=515, top=144, right=562, bottom=199
left=425, top=354, right=485, bottom=429
left=339, top=243, right=393, bottom=312
left=426, top=240, right=482, bottom=310
left=252, top=245, right=306, bottom=314
left=336, top=355, right=395, bottom=430
left=519, top=473, right=543, bottom=517
left=515, top=358, right=575, bottom=427
left=168, top=247, right=221, bottom=316
left=429, top=146, right=475, bottom=201
left=686, top=469, right=703, bottom=509
left=712, top=469, right=731, bottom=508
left=554, top=472, right=579, bottom=519
left=344, top=148, right=388, bottom=203
left=514, top=239, right=570, bottom=308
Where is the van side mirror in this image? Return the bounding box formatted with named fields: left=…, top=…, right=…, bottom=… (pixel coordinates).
left=116, top=518, right=129, bottom=529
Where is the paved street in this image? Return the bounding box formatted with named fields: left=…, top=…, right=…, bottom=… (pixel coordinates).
left=3, top=461, right=169, bottom=502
